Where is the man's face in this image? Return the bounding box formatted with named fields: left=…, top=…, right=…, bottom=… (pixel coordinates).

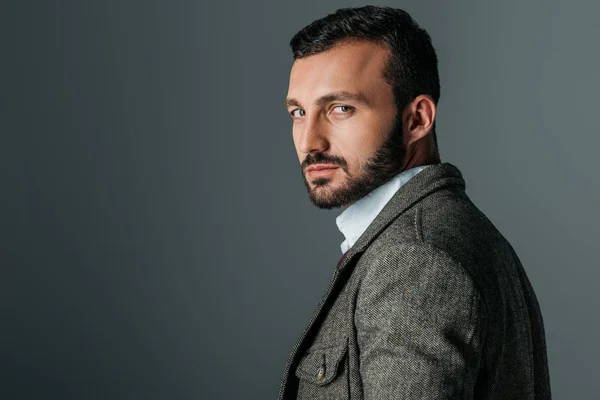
left=286, top=40, right=407, bottom=209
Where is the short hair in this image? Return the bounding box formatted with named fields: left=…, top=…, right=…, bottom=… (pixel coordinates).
left=289, top=5, right=440, bottom=145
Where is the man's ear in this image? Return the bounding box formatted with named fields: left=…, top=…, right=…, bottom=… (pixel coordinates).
left=402, top=95, right=436, bottom=146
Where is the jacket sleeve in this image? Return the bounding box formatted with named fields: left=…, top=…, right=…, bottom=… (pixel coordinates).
left=355, top=242, right=486, bottom=399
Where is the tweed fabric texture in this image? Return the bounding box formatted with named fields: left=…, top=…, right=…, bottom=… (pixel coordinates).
left=277, top=162, right=552, bottom=399
left=336, top=250, right=350, bottom=269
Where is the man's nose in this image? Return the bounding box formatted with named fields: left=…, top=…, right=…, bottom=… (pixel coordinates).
left=298, top=117, right=329, bottom=154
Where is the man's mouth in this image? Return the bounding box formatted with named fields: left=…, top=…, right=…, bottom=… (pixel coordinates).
left=306, top=164, right=339, bottom=177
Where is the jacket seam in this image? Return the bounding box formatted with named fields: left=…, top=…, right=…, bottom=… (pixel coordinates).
left=414, top=204, right=423, bottom=241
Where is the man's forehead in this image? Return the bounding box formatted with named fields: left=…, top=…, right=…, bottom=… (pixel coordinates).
left=287, top=42, right=390, bottom=103
left=289, top=42, right=388, bottom=82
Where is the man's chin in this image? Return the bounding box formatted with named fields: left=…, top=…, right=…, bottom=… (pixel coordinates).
left=307, top=186, right=349, bottom=209
left=303, top=174, right=357, bottom=209
left=308, top=197, right=343, bottom=210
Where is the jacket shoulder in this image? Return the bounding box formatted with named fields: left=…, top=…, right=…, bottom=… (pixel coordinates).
left=377, top=188, right=513, bottom=266
left=365, top=189, right=520, bottom=305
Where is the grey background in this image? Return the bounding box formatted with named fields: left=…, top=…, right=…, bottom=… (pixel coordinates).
left=1, top=0, right=598, bottom=398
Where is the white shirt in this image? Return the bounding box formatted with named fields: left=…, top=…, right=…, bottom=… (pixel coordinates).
left=335, top=165, right=432, bottom=254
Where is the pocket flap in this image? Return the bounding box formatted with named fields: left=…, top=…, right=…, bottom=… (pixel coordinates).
left=295, top=338, right=348, bottom=386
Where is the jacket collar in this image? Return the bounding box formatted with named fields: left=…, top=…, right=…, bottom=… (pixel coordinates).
left=336, top=162, right=466, bottom=270
left=335, top=165, right=431, bottom=254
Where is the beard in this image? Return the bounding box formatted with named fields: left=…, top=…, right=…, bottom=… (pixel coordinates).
left=301, top=116, right=407, bottom=210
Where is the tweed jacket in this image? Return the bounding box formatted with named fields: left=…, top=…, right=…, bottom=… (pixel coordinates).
left=277, top=162, right=552, bottom=399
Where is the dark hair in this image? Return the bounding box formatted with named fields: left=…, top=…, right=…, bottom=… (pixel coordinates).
left=289, top=5, right=440, bottom=146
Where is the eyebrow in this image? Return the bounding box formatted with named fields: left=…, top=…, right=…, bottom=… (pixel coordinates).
left=285, top=90, right=370, bottom=108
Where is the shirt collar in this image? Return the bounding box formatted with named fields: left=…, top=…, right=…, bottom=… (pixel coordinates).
left=335, top=165, right=431, bottom=253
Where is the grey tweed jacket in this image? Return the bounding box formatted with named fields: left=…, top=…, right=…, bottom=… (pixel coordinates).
left=277, top=162, right=552, bottom=399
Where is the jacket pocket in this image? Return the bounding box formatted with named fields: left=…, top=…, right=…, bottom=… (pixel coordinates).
left=294, top=336, right=349, bottom=398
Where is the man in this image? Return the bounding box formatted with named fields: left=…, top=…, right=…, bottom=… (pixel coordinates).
left=278, top=5, right=551, bottom=400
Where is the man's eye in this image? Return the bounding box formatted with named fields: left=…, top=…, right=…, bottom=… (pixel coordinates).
left=290, top=109, right=305, bottom=117
left=333, top=105, right=354, bottom=113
